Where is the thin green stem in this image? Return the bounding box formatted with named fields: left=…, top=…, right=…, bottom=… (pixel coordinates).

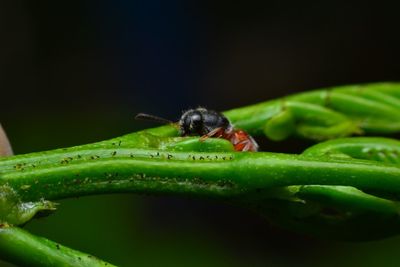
left=225, top=82, right=400, bottom=137
left=0, top=225, right=114, bottom=267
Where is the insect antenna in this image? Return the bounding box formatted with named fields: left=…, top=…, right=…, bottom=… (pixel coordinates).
left=134, top=113, right=174, bottom=125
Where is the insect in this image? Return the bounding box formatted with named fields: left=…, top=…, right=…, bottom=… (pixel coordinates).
left=135, top=108, right=258, bottom=152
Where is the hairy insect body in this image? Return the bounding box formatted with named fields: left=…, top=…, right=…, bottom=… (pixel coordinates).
left=206, top=127, right=258, bottom=152
left=136, top=107, right=258, bottom=152
left=179, top=108, right=229, bottom=136
left=179, top=108, right=258, bottom=152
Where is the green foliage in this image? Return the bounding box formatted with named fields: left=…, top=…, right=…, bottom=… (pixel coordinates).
left=1, top=82, right=400, bottom=266
left=0, top=185, right=56, bottom=225
left=0, top=226, right=114, bottom=267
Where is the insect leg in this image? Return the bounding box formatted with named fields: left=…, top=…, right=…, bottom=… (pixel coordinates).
left=199, top=127, right=224, bottom=142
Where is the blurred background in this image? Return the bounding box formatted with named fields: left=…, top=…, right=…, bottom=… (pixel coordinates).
left=1, top=1, right=400, bottom=266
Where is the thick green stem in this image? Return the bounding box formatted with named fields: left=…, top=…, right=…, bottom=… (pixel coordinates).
left=1, top=147, right=400, bottom=202
left=2, top=82, right=400, bottom=265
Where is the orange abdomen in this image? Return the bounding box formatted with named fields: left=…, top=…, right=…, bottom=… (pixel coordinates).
left=224, top=130, right=258, bottom=152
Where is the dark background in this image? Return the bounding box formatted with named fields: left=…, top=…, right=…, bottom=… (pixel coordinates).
left=1, top=1, right=400, bottom=266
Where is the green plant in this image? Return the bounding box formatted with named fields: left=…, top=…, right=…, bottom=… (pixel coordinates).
left=1, top=82, right=400, bottom=266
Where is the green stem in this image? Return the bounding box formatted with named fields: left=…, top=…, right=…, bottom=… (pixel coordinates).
left=225, top=82, right=400, bottom=137
left=1, top=82, right=400, bottom=265
left=1, top=138, right=400, bottom=202
left=0, top=225, right=114, bottom=267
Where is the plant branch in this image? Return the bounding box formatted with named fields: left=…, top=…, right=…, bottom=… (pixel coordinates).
left=1, top=82, right=400, bottom=265
left=2, top=144, right=400, bottom=202
left=0, top=225, right=114, bottom=267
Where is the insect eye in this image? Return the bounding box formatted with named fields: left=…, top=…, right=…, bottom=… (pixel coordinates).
left=190, top=114, right=202, bottom=125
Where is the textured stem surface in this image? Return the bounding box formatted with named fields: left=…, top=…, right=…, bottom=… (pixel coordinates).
left=0, top=225, right=114, bottom=267
left=2, top=82, right=400, bottom=265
